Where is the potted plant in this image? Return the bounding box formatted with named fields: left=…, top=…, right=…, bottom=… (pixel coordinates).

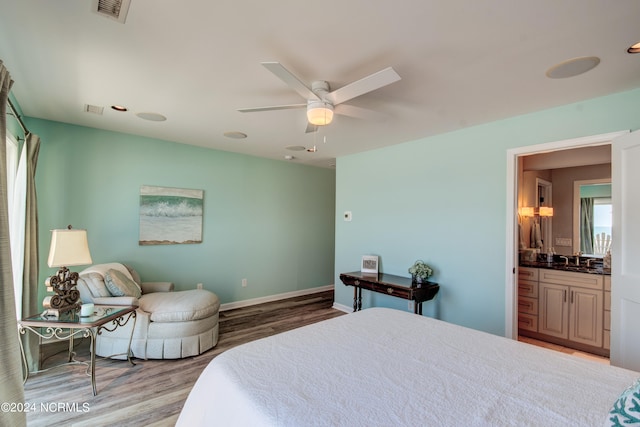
left=408, top=260, right=433, bottom=285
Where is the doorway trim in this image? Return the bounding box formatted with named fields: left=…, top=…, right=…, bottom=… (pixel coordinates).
left=504, top=130, right=628, bottom=339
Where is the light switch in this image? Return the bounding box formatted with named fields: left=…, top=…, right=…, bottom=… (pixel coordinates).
left=344, top=211, right=352, bottom=222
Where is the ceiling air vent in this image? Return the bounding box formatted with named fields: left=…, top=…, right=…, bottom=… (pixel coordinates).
left=84, top=104, right=104, bottom=115
left=93, top=0, right=131, bottom=24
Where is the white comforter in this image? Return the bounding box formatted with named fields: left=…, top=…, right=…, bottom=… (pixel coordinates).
left=177, top=307, right=638, bottom=426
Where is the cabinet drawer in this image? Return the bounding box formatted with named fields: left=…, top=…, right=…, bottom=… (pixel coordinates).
left=518, top=313, right=538, bottom=332
left=366, top=282, right=411, bottom=299
left=518, top=296, right=538, bottom=315
left=539, top=269, right=603, bottom=290
left=518, top=267, right=538, bottom=282
left=518, top=280, right=538, bottom=298
left=341, top=276, right=409, bottom=299
left=604, top=275, right=611, bottom=291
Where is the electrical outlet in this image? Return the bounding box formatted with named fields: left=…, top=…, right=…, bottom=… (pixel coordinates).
left=555, top=237, right=572, bottom=247
left=242, top=278, right=247, bottom=287
left=197, top=283, right=203, bottom=290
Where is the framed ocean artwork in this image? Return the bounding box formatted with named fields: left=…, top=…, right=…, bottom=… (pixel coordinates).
left=139, top=185, right=204, bottom=245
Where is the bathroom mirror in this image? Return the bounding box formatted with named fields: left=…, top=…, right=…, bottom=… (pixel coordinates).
left=520, top=144, right=611, bottom=256
left=573, top=179, right=612, bottom=257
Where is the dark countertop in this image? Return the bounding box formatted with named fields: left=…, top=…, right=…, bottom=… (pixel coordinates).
left=519, top=260, right=610, bottom=276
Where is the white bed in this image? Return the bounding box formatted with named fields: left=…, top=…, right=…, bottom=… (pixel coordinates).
left=177, top=307, right=639, bottom=426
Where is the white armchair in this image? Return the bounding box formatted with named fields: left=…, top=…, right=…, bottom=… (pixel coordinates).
left=76, top=263, right=220, bottom=359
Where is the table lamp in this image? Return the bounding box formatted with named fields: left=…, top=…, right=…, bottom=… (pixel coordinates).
left=42, top=226, right=93, bottom=317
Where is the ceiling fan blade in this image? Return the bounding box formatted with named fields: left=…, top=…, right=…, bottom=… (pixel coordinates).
left=327, top=67, right=401, bottom=105
left=334, top=104, right=389, bottom=121
left=305, top=122, right=318, bottom=133
left=261, top=62, right=319, bottom=101
left=237, top=103, right=306, bottom=113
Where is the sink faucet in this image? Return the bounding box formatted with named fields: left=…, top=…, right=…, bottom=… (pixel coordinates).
left=574, top=252, right=582, bottom=266
left=559, top=256, right=569, bottom=266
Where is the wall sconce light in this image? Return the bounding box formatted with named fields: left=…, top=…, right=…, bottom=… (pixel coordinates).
left=518, top=207, right=535, bottom=217
left=538, top=206, right=554, bottom=217
left=518, top=206, right=553, bottom=218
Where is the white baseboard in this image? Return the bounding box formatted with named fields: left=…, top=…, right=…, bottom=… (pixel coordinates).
left=332, top=302, right=352, bottom=313
left=219, top=285, right=335, bottom=312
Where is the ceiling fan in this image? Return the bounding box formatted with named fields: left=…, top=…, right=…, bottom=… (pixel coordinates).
left=238, top=62, right=401, bottom=133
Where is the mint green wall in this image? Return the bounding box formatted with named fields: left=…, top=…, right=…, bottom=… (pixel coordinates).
left=580, top=184, right=611, bottom=198
left=335, top=88, right=640, bottom=335
left=28, top=119, right=335, bottom=305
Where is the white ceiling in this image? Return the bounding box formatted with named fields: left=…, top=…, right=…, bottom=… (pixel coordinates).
left=1, top=1, right=639, bottom=168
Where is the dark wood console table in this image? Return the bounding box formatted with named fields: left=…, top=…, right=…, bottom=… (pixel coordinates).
left=340, top=271, right=439, bottom=315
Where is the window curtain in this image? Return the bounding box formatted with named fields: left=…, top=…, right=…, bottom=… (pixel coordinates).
left=580, top=197, right=594, bottom=254
left=0, top=60, right=27, bottom=427
left=18, top=133, right=40, bottom=373
left=10, top=136, right=26, bottom=317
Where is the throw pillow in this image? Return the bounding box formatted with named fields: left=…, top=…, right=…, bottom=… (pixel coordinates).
left=105, top=269, right=142, bottom=298
left=605, top=377, right=640, bottom=426
left=79, top=272, right=111, bottom=298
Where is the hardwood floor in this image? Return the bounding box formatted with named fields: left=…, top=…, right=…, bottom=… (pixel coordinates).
left=23, top=290, right=344, bottom=427
left=518, top=335, right=610, bottom=365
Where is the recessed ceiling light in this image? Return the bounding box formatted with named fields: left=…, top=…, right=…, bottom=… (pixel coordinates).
left=286, top=145, right=306, bottom=151
left=111, top=105, right=128, bottom=112
left=628, top=41, right=640, bottom=54
left=284, top=155, right=294, bottom=160
left=223, top=131, right=247, bottom=139
left=545, top=56, right=600, bottom=79
left=307, top=146, right=317, bottom=153
left=136, top=112, right=167, bottom=121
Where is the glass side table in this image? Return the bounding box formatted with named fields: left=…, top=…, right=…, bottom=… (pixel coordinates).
left=18, top=305, right=137, bottom=396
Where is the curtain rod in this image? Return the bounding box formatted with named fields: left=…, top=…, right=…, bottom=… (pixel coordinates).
left=6, top=97, right=28, bottom=136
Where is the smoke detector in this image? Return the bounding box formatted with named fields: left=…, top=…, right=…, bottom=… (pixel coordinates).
left=93, top=0, right=131, bottom=24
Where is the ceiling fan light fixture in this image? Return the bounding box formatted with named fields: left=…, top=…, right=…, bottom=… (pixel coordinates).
left=307, top=102, right=334, bottom=126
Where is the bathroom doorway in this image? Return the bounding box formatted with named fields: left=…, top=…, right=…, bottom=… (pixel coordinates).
left=504, top=131, right=625, bottom=342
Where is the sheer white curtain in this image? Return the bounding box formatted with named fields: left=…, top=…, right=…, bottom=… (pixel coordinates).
left=1, top=58, right=27, bottom=427
left=6, top=133, right=27, bottom=318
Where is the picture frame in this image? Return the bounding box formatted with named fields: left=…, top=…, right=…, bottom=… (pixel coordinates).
left=139, top=185, right=204, bottom=245
left=361, top=255, right=379, bottom=274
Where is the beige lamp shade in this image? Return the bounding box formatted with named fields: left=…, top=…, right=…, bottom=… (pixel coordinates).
left=47, top=229, right=93, bottom=268
left=538, top=206, right=554, bottom=217
left=518, top=207, right=534, bottom=217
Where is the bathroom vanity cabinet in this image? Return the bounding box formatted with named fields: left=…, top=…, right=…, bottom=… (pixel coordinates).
left=518, top=265, right=608, bottom=357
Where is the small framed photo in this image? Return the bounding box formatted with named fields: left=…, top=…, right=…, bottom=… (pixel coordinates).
left=361, top=255, right=379, bottom=274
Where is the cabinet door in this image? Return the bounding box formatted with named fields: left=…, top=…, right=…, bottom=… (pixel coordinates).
left=539, top=283, right=568, bottom=339
left=569, top=287, right=603, bottom=347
